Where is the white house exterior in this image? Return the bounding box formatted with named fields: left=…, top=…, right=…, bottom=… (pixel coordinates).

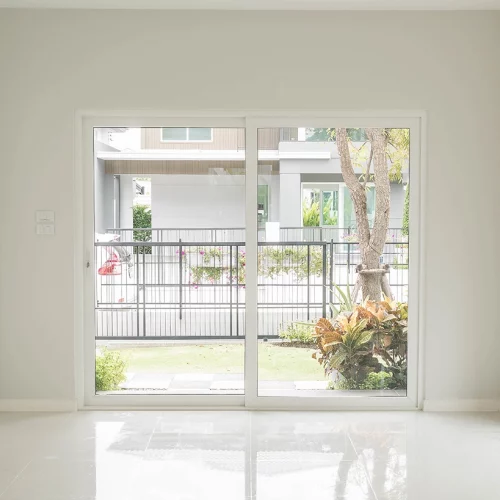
left=94, top=127, right=407, bottom=239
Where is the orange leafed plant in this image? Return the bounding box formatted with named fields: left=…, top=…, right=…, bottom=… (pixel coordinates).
left=312, top=297, right=408, bottom=388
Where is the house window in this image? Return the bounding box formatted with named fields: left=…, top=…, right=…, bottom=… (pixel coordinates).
left=161, top=128, right=213, bottom=142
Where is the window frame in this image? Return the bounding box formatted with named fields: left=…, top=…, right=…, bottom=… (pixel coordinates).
left=77, top=111, right=425, bottom=412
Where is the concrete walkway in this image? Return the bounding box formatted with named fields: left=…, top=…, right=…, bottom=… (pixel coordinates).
left=106, top=372, right=404, bottom=397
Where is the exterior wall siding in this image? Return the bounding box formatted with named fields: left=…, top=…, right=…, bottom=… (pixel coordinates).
left=141, top=127, right=245, bottom=150
left=141, top=127, right=298, bottom=150
left=104, top=160, right=279, bottom=175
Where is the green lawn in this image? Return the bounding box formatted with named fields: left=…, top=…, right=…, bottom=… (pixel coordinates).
left=109, top=343, right=325, bottom=381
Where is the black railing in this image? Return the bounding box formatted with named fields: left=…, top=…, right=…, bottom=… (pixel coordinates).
left=95, top=240, right=409, bottom=340
left=106, top=227, right=406, bottom=244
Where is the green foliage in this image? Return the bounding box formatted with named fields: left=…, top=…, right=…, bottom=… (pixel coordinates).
left=313, top=298, right=408, bottom=390
left=322, top=195, right=338, bottom=226
left=189, top=247, right=245, bottom=287
left=189, top=245, right=327, bottom=287
left=95, top=348, right=128, bottom=392
left=302, top=197, right=338, bottom=227
left=319, top=127, right=409, bottom=183
left=386, top=129, right=410, bottom=182
left=306, top=128, right=367, bottom=142
left=190, top=266, right=223, bottom=284
left=260, top=246, right=324, bottom=280
left=279, top=321, right=315, bottom=344
left=306, top=128, right=331, bottom=141
left=402, top=184, right=410, bottom=237
left=328, top=377, right=359, bottom=391
left=313, top=315, right=378, bottom=385
left=328, top=281, right=354, bottom=317
left=132, top=204, right=152, bottom=254
left=199, top=247, right=223, bottom=262
left=302, top=200, right=320, bottom=226
left=359, top=371, right=393, bottom=390
left=372, top=298, right=408, bottom=389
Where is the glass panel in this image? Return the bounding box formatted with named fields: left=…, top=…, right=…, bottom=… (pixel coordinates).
left=257, top=127, right=410, bottom=398
left=302, top=188, right=320, bottom=227
left=321, top=190, right=338, bottom=226
left=188, top=127, right=212, bottom=141
left=257, top=185, right=269, bottom=225
left=93, top=127, right=245, bottom=395
left=161, top=127, right=187, bottom=141
left=305, top=128, right=368, bottom=142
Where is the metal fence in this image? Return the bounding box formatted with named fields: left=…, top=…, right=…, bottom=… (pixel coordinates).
left=95, top=239, right=409, bottom=340
left=106, top=227, right=406, bottom=244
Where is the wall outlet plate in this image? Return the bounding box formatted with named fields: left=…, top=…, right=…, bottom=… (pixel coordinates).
left=36, top=224, right=55, bottom=235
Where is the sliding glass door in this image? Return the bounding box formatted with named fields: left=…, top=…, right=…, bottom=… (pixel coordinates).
left=244, top=117, right=420, bottom=409
left=84, top=114, right=421, bottom=409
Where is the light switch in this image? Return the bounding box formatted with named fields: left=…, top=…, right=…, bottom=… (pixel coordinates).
left=36, top=210, right=55, bottom=223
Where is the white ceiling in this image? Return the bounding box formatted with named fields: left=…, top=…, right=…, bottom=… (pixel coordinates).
left=1, top=0, right=500, bottom=9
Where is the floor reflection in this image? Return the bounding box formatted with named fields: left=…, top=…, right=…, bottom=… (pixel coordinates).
left=2, top=411, right=500, bottom=500
left=94, top=413, right=405, bottom=500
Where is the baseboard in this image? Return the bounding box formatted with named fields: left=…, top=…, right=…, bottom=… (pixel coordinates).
left=0, top=399, right=77, bottom=412
left=424, top=399, right=500, bottom=412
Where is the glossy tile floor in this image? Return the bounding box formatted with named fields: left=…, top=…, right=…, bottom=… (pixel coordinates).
left=1, top=411, right=500, bottom=499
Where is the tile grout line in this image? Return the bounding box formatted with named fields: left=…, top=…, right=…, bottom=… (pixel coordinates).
left=346, top=431, right=380, bottom=500
left=0, top=459, right=33, bottom=500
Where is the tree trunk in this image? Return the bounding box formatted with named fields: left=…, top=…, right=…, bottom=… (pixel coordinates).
left=337, top=128, right=392, bottom=302
left=360, top=270, right=383, bottom=302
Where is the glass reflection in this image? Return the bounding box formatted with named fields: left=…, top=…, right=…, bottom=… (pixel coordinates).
left=91, top=413, right=407, bottom=500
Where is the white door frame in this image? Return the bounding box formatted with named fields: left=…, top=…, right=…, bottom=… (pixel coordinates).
left=75, top=110, right=426, bottom=410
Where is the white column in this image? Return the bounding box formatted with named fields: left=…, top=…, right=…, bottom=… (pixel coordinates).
left=279, top=173, right=302, bottom=227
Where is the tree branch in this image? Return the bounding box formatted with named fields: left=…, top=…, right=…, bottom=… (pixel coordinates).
left=336, top=128, right=371, bottom=250
left=367, top=128, right=391, bottom=256
left=363, top=146, right=373, bottom=190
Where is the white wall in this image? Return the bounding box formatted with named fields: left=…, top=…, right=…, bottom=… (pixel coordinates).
left=1, top=10, right=499, bottom=407
left=151, top=174, right=246, bottom=228
left=279, top=173, right=302, bottom=227
left=119, top=175, right=134, bottom=229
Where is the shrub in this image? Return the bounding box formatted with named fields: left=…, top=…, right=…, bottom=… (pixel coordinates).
left=279, top=321, right=315, bottom=344
left=313, top=315, right=379, bottom=386
left=133, top=204, right=152, bottom=254
left=302, top=200, right=320, bottom=227
left=301, top=198, right=338, bottom=227
left=312, top=298, right=408, bottom=390
left=95, top=348, right=128, bottom=391
left=328, top=377, right=359, bottom=391
left=359, top=371, right=393, bottom=390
